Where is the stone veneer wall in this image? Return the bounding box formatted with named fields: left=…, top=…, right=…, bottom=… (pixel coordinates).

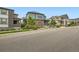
left=35, top=20, right=44, bottom=27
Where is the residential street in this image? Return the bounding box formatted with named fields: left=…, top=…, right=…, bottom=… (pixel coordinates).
left=0, top=27, right=79, bottom=52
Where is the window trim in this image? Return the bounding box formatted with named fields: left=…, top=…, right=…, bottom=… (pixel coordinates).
left=0, top=9, right=8, bottom=15
left=0, top=18, right=8, bottom=24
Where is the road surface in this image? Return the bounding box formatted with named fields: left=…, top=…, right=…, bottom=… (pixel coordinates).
left=0, top=27, right=79, bottom=52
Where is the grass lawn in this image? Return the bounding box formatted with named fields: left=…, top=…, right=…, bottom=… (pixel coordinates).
left=0, top=27, right=48, bottom=35
left=0, top=29, right=30, bottom=34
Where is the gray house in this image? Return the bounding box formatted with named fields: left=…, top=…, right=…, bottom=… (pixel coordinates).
left=0, top=7, right=20, bottom=30
left=26, top=12, right=46, bottom=27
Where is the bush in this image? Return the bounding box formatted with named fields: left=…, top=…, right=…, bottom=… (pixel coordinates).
left=32, top=25, right=40, bottom=30
left=24, top=25, right=40, bottom=30
left=55, top=25, right=62, bottom=28
left=68, top=21, right=76, bottom=26
left=20, top=28, right=29, bottom=32
left=25, top=25, right=32, bottom=29
left=48, top=19, right=57, bottom=27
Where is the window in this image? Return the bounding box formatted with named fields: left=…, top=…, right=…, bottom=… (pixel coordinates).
left=28, top=14, right=35, bottom=19
left=0, top=9, right=7, bottom=15
left=56, top=17, right=59, bottom=19
left=0, top=18, right=1, bottom=24
left=13, top=20, right=18, bottom=24
left=0, top=9, right=1, bottom=14
left=37, top=15, right=42, bottom=18
left=0, top=18, right=7, bottom=24
left=37, top=15, right=44, bottom=19
left=61, top=17, right=64, bottom=19
left=2, top=18, right=7, bottom=24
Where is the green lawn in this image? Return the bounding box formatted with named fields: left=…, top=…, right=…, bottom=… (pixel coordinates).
left=0, top=29, right=30, bottom=34
left=0, top=27, right=47, bottom=34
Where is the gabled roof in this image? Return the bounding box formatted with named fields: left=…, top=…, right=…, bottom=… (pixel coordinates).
left=50, top=14, right=69, bottom=20
left=60, top=14, right=69, bottom=19
left=26, top=11, right=46, bottom=17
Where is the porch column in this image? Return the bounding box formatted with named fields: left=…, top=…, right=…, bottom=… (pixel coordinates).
left=63, top=19, right=67, bottom=27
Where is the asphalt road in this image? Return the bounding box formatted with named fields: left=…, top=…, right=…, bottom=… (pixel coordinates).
left=0, top=27, right=79, bottom=52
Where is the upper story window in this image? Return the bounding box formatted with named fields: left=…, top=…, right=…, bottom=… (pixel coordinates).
left=38, top=15, right=42, bottom=18
left=0, top=9, right=8, bottom=15
left=37, top=15, right=44, bottom=19
left=27, top=14, right=35, bottom=19
left=27, top=13, right=45, bottom=20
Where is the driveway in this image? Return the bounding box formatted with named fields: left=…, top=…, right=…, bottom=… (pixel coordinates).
left=0, top=27, right=79, bottom=52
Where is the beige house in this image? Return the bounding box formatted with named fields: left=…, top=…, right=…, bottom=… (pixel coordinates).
left=50, top=14, right=79, bottom=27
left=0, top=7, right=21, bottom=30
left=50, top=14, right=69, bottom=27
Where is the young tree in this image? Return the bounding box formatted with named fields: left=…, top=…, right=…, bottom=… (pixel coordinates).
left=27, top=16, right=35, bottom=25
left=48, top=19, right=56, bottom=27
left=25, top=16, right=39, bottom=30
left=22, top=16, right=41, bottom=30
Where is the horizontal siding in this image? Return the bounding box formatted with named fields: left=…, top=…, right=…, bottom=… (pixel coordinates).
left=0, top=14, right=8, bottom=18
left=0, top=24, right=8, bottom=27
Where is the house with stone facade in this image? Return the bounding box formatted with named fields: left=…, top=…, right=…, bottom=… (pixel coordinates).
left=26, top=12, right=46, bottom=27
left=50, top=14, right=79, bottom=27
left=0, top=7, right=21, bottom=30
left=50, top=14, right=69, bottom=26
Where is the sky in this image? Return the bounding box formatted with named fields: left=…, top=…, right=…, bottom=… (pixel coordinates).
left=9, top=7, right=79, bottom=19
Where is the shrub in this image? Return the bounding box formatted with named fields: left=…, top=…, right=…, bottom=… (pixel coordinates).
left=32, top=25, right=40, bottom=30
left=68, top=21, right=76, bottom=26
left=56, top=25, right=60, bottom=28
left=24, top=25, right=32, bottom=29
left=48, top=19, right=57, bottom=28
left=24, top=25, right=40, bottom=30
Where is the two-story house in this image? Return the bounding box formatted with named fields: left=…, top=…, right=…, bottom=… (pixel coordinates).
left=0, top=7, right=20, bottom=30
left=50, top=14, right=69, bottom=26
left=26, top=12, right=46, bottom=27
